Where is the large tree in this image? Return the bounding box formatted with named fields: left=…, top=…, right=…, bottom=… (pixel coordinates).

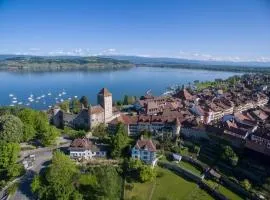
left=0, top=114, right=23, bottom=143
left=110, top=123, right=129, bottom=158
left=32, top=151, right=80, bottom=200
left=0, top=141, right=22, bottom=179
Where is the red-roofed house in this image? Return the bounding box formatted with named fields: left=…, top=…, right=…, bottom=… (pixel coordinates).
left=131, top=136, right=157, bottom=164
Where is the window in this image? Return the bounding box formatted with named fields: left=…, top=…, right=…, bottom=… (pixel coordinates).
left=143, top=156, right=147, bottom=160
left=144, top=151, right=148, bottom=155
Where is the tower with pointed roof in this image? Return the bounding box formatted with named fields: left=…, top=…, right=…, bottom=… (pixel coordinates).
left=97, top=88, right=113, bottom=122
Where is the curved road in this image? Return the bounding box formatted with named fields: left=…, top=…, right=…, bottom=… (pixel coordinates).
left=10, top=151, right=53, bottom=200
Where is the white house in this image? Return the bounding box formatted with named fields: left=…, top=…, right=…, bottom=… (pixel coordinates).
left=69, top=138, right=107, bottom=160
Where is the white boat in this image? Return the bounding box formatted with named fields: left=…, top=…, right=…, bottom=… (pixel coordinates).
left=29, top=99, right=34, bottom=102
left=12, top=97, right=17, bottom=100
left=37, top=97, right=41, bottom=100
left=35, top=100, right=39, bottom=103
left=26, top=103, right=30, bottom=106
left=59, top=94, right=62, bottom=97
left=12, top=100, right=17, bottom=103
left=18, top=102, right=23, bottom=105
left=74, top=96, right=78, bottom=98
left=28, top=97, right=33, bottom=100
left=68, top=97, right=71, bottom=100
left=62, top=91, right=66, bottom=95
left=55, top=97, right=58, bottom=100
left=48, top=105, right=52, bottom=108
left=60, top=99, right=64, bottom=102
left=10, top=104, right=14, bottom=107
left=41, top=95, right=45, bottom=98
left=48, top=92, right=52, bottom=96
left=9, top=94, right=14, bottom=97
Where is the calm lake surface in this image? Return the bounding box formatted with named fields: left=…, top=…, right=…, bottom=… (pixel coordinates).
left=0, top=67, right=241, bottom=109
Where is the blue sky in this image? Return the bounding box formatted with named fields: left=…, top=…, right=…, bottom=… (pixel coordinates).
left=0, top=0, right=270, bottom=62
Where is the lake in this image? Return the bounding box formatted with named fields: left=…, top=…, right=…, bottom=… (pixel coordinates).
left=0, top=67, right=241, bottom=110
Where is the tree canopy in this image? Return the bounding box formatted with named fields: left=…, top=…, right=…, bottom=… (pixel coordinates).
left=31, top=151, right=79, bottom=200
left=110, top=123, right=129, bottom=158
left=220, top=145, right=239, bottom=166
left=80, top=96, right=89, bottom=108
left=0, top=114, right=23, bottom=143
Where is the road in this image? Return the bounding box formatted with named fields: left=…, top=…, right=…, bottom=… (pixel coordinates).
left=10, top=151, right=53, bottom=200
left=0, top=138, right=71, bottom=200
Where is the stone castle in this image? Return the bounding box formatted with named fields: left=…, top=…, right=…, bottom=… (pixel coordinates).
left=52, top=88, right=118, bottom=130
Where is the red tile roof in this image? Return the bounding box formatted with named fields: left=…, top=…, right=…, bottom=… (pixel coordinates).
left=70, top=138, right=91, bottom=150
left=135, top=138, right=156, bottom=152
left=89, top=105, right=104, bottom=114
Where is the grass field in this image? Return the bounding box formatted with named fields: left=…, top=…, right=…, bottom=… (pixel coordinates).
left=204, top=179, right=243, bottom=200
left=178, top=160, right=202, bottom=176
left=124, top=167, right=214, bottom=200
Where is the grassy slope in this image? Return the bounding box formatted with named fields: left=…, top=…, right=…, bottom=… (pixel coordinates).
left=125, top=167, right=213, bottom=200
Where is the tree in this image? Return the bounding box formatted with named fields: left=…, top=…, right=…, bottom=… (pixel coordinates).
left=88, top=166, right=122, bottom=200
left=0, top=141, right=22, bottom=179
left=0, top=114, right=23, bottom=143
left=221, top=145, right=238, bottom=166
left=92, top=123, right=108, bottom=139
left=31, top=151, right=80, bottom=200
left=39, top=126, right=59, bottom=146
left=59, top=100, right=70, bottom=112
left=139, top=165, right=156, bottom=182
left=123, top=95, right=129, bottom=105
left=80, top=96, right=89, bottom=108
left=71, top=98, right=81, bottom=114
left=241, top=179, right=251, bottom=191
left=126, top=158, right=156, bottom=182
left=110, top=123, right=129, bottom=158
left=23, top=123, right=36, bottom=142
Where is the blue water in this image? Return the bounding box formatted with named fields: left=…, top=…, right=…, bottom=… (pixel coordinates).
left=0, top=67, right=241, bottom=110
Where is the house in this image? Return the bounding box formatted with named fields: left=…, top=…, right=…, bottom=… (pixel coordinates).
left=69, top=138, right=107, bottom=160
left=131, top=137, right=157, bottom=164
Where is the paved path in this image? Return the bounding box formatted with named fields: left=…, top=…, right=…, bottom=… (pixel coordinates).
left=10, top=151, right=53, bottom=200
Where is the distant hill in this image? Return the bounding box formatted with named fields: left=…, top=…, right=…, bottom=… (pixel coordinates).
left=0, top=55, right=133, bottom=71
left=104, top=55, right=270, bottom=67
left=1, top=54, right=270, bottom=73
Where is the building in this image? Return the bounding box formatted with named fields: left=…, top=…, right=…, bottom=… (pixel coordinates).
left=51, top=88, right=119, bottom=130
left=131, top=137, right=157, bottom=164
left=97, top=88, right=113, bottom=122
left=108, top=114, right=182, bottom=136
left=69, top=138, right=107, bottom=160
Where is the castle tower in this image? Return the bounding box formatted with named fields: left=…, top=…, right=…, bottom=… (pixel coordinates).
left=173, top=117, right=181, bottom=136
left=97, top=88, right=113, bottom=122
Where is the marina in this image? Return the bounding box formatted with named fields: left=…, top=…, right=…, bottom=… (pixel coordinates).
left=0, top=67, right=241, bottom=110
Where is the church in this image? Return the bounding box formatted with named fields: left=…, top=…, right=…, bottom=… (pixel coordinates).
left=51, top=88, right=119, bottom=130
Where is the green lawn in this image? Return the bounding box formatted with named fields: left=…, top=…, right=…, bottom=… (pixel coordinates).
left=125, top=167, right=213, bottom=200
left=204, top=179, right=243, bottom=200
left=178, top=160, right=202, bottom=176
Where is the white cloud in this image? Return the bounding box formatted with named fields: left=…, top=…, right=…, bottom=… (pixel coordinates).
left=29, top=48, right=40, bottom=51
left=177, top=51, right=270, bottom=63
